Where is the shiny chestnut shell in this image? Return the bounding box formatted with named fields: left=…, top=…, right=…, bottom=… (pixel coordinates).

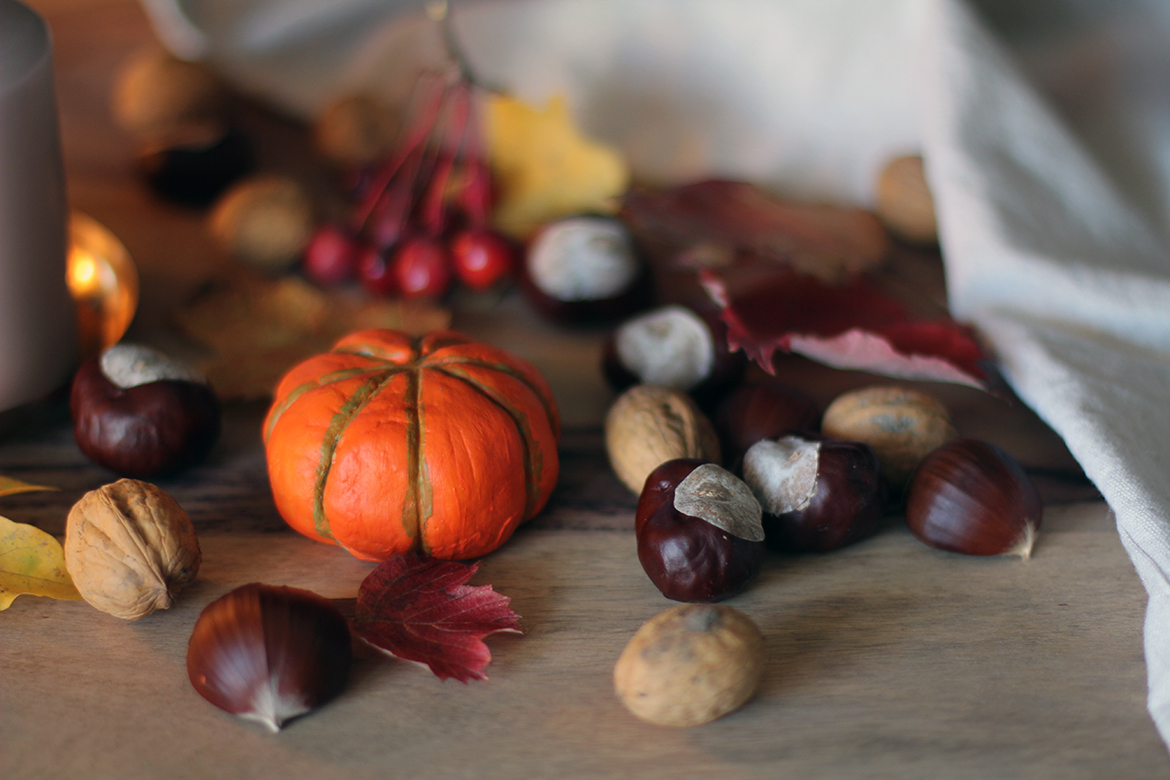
left=187, top=583, right=353, bottom=731
left=905, top=439, right=1042, bottom=557
left=714, top=381, right=821, bottom=468
left=71, top=356, right=221, bottom=478
left=636, top=458, right=765, bottom=602
left=749, top=438, right=887, bottom=553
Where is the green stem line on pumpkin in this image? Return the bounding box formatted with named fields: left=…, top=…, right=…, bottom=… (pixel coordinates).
left=429, top=356, right=559, bottom=438
left=263, top=366, right=393, bottom=443
left=433, top=366, right=542, bottom=521
left=402, top=366, right=434, bottom=555
left=311, top=370, right=403, bottom=541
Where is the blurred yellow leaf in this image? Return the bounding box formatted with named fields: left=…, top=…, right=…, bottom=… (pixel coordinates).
left=0, top=514, right=82, bottom=610
left=0, top=476, right=58, bottom=498
left=486, top=93, right=629, bottom=238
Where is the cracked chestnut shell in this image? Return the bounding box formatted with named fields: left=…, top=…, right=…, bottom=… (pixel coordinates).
left=905, top=438, right=1042, bottom=557
left=743, top=435, right=887, bottom=552
left=71, top=344, right=221, bottom=478
left=187, top=583, right=353, bottom=732
left=636, top=458, right=765, bottom=602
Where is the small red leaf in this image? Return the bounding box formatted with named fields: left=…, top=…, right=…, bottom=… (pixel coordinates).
left=352, top=553, right=522, bottom=683
left=701, top=267, right=1001, bottom=392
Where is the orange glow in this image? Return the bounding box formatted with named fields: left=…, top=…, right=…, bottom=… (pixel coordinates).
left=66, top=212, right=138, bottom=358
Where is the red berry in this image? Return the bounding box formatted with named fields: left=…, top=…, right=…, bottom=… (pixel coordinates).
left=356, top=244, right=397, bottom=296
left=392, top=237, right=453, bottom=299
left=303, top=225, right=360, bottom=287
left=450, top=228, right=514, bottom=290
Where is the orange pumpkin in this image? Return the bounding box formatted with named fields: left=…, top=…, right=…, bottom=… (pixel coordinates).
left=263, top=329, right=560, bottom=561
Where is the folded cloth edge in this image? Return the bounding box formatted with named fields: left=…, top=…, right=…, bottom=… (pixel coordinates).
left=922, top=0, right=1170, bottom=751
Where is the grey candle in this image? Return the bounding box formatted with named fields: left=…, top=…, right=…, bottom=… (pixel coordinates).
left=0, top=0, right=77, bottom=413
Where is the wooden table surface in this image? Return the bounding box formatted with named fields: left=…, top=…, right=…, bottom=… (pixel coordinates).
left=3, top=1, right=1169, bottom=777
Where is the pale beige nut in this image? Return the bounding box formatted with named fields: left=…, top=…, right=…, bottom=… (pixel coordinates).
left=64, top=479, right=202, bottom=620
left=614, top=604, right=765, bottom=727
left=605, top=384, right=720, bottom=493
left=875, top=155, right=937, bottom=245
left=314, top=94, right=400, bottom=167
left=822, top=385, right=957, bottom=488
left=111, top=49, right=228, bottom=150
left=210, top=176, right=315, bottom=271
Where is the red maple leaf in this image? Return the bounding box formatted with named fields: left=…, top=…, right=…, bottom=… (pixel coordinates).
left=352, top=553, right=522, bottom=683
left=701, top=266, right=1003, bottom=394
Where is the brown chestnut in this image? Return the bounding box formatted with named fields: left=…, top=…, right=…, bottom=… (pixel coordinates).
left=742, top=434, right=887, bottom=552
left=601, top=305, right=744, bottom=402
left=905, top=438, right=1041, bottom=558
left=187, top=583, right=353, bottom=732
left=520, top=215, right=650, bottom=323
left=713, top=381, right=821, bottom=468
left=636, top=458, right=765, bottom=602
left=71, top=343, right=221, bottom=478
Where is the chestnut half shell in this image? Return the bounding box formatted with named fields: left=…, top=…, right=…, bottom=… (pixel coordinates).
left=187, top=583, right=353, bottom=732
left=905, top=439, right=1042, bottom=558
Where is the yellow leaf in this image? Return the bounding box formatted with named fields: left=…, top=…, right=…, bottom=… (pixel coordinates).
left=486, top=93, right=629, bottom=238
left=0, top=476, right=58, bottom=498
left=0, top=514, right=82, bottom=610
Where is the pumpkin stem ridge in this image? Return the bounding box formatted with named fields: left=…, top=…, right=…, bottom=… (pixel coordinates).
left=312, top=371, right=399, bottom=541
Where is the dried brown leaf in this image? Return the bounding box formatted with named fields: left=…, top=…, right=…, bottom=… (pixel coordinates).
left=175, top=273, right=451, bottom=399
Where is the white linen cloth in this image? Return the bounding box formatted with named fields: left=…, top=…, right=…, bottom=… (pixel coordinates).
left=140, top=0, right=1170, bottom=748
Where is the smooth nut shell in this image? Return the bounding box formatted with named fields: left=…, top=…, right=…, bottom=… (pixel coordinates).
left=636, top=459, right=764, bottom=603
left=714, top=381, right=821, bottom=467
left=187, top=583, right=352, bottom=732
left=614, top=603, right=765, bottom=727
left=606, top=385, right=720, bottom=493
left=821, top=385, right=956, bottom=489
left=745, top=436, right=887, bottom=552
left=71, top=354, right=221, bottom=478
left=65, top=479, right=202, bottom=620
left=906, top=439, right=1042, bottom=557
left=875, top=155, right=937, bottom=245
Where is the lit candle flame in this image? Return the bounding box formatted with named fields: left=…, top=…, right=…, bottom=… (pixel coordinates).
left=68, top=248, right=101, bottom=298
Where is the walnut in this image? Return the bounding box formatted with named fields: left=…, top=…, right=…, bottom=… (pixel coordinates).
left=614, top=604, right=765, bottom=726
left=605, top=384, right=720, bottom=493
left=821, top=385, right=957, bottom=489
left=64, top=479, right=201, bottom=620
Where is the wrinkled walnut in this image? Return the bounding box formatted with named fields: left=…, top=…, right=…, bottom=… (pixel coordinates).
left=605, top=385, right=720, bottom=493
left=64, top=479, right=202, bottom=620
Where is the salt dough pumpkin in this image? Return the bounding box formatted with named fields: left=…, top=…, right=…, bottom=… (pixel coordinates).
left=264, top=329, right=560, bottom=561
